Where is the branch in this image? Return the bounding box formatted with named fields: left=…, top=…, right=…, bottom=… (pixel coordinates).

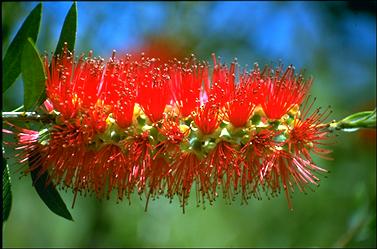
left=2, top=112, right=55, bottom=123
left=1, top=109, right=376, bottom=131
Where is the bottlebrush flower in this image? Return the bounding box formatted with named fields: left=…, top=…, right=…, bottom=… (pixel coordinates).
left=3, top=124, right=41, bottom=169
left=240, top=129, right=281, bottom=201
left=223, top=64, right=258, bottom=128
left=288, top=97, right=333, bottom=161
left=167, top=152, right=211, bottom=212
left=192, top=102, right=221, bottom=135
left=205, top=141, right=240, bottom=202
left=3, top=47, right=334, bottom=212
left=190, top=55, right=234, bottom=134
left=154, top=113, right=188, bottom=158
left=169, top=56, right=206, bottom=118
left=92, top=144, right=131, bottom=200
left=122, top=130, right=153, bottom=193
left=101, top=52, right=136, bottom=129
left=257, top=64, right=312, bottom=119
left=45, top=47, right=81, bottom=119
left=136, top=56, right=171, bottom=123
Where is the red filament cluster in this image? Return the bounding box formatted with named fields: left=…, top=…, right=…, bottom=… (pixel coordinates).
left=6, top=46, right=332, bottom=211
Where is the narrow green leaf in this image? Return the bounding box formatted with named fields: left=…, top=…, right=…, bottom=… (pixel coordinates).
left=2, top=152, right=12, bottom=223
left=21, top=38, right=46, bottom=111
left=340, top=109, right=376, bottom=127
left=29, top=151, right=73, bottom=221
left=11, top=105, right=25, bottom=112
left=3, top=3, right=42, bottom=93
left=330, top=109, right=376, bottom=131
left=54, top=2, right=77, bottom=55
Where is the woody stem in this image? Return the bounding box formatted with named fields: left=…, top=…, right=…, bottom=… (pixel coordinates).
left=2, top=112, right=55, bottom=123
left=1, top=110, right=376, bottom=130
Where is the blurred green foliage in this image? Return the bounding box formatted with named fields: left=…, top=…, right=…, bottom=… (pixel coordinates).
left=2, top=1, right=376, bottom=248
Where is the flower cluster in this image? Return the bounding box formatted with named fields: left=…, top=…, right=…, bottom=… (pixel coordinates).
left=7, top=45, right=332, bottom=211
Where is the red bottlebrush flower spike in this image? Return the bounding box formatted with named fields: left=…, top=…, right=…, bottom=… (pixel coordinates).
left=192, top=102, right=221, bottom=135
left=122, top=131, right=153, bottom=193
left=259, top=64, right=312, bottom=120
left=154, top=113, right=187, bottom=158
left=169, top=56, right=206, bottom=118
left=260, top=148, right=328, bottom=210
left=205, top=141, right=240, bottom=202
left=167, top=152, right=212, bottom=212
left=144, top=156, right=170, bottom=210
left=40, top=123, right=94, bottom=189
left=71, top=52, right=105, bottom=109
left=136, top=56, right=171, bottom=123
left=255, top=99, right=332, bottom=209
left=145, top=114, right=188, bottom=209
left=289, top=97, right=333, bottom=161
left=3, top=125, right=41, bottom=169
left=101, top=52, right=136, bottom=129
left=45, top=47, right=80, bottom=119
left=4, top=48, right=335, bottom=212
left=259, top=151, right=295, bottom=207
left=208, top=54, right=234, bottom=107
left=224, top=66, right=258, bottom=127
left=91, top=144, right=131, bottom=200
left=240, top=129, right=281, bottom=201
left=191, top=55, right=236, bottom=135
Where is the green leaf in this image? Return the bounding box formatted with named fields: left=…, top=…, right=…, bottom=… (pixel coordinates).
left=21, top=38, right=46, bottom=111
left=29, top=151, right=73, bottom=221
left=54, top=2, right=77, bottom=55
left=340, top=109, right=376, bottom=128
left=330, top=109, right=376, bottom=132
left=11, top=105, right=25, bottom=112
left=2, top=151, right=12, bottom=223
left=2, top=3, right=42, bottom=93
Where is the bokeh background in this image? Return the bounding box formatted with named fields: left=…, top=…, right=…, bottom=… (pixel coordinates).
left=2, top=1, right=376, bottom=248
